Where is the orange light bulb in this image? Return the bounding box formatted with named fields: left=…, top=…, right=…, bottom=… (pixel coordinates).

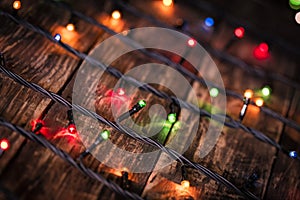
left=181, top=180, right=190, bottom=189
left=111, top=10, right=121, bottom=20
left=162, top=0, right=173, bottom=7
left=66, top=23, right=75, bottom=32
left=244, top=89, right=254, bottom=99
left=13, top=1, right=21, bottom=10
left=255, top=98, right=264, bottom=107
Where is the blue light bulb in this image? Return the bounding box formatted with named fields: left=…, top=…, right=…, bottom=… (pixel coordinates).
left=289, top=151, right=298, bottom=158
left=204, top=17, right=214, bottom=27
left=54, top=33, right=61, bottom=42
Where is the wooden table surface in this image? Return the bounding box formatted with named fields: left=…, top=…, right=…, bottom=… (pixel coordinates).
left=0, top=0, right=299, bottom=199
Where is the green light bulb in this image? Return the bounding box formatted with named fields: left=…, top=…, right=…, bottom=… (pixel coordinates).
left=168, top=113, right=177, bottom=123
left=100, top=130, right=110, bottom=140
left=290, top=0, right=300, bottom=9
left=138, top=100, right=146, bottom=108
left=209, top=87, right=219, bottom=98
left=261, top=86, right=271, bottom=97
left=290, top=0, right=300, bottom=6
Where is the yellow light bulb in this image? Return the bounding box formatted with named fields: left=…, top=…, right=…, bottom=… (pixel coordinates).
left=181, top=180, right=190, bottom=189
left=244, top=89, right=254, bottom=99
left=162, top=0, right=173, bottom=7
left=66, top=23, right=75, bottom=32
left=111, top=10, right=121, bottom=20
left=13, top=1, right=21, bottom=10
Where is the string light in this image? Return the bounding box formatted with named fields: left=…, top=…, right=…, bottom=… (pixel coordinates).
left=66, top=23, right=75, bottom=31
left=181, top=180, right=190, bottom=189
left=204, top=17, right=214, bottom=27
left=209, top=87, right=219, bottom=97
left=13, top=1, right=21, bottom=10
left=167, top=113, right=177, bottom=123
left=54, top=33, right=61, bottom=42
left=79, top=130, right=110, bottom=159
left=290, top=0, right=300, bottom=9
left=289, top=151, right=298, bottom=158
left=117, top=100, right=146, bottom=122
left=187, top=38, right=196, bottom=47
left=181, top=165, right=190, bottom=189
left=295, top=12, right=300, bottom=24
left=261, top=86, right=271, bottom=98
left=244, top=89, right=254, bottom=99
left=0, top=10, right=298, bottom=198
left=255, top=98, right=264, bottom=107
left=31, top=119, right=45, bottom=133
left=111, top=10, right=121, bottom=20
left=116, top=88, right=125, bottom=96
left=234, top=27, right=245, bottom=39
left=121, top=169, right=130, bottom=189
left=253, top=42, right=270, bottom=60
left=162, top=0, right=173, bottom=7
left=239, top=89, right=253, bottom=121
left=0, top=139, right=9, bottom=151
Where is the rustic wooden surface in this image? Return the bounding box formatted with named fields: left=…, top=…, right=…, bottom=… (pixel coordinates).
left=0, top=0, right=299, bottom=200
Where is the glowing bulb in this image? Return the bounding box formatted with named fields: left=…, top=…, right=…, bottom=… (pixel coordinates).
left=162, top=0, right=173, bottom=7
left=67, top=124, right=77, bottom=134
left=244, top=89, right=254, bottom=99
left=261, top=86, right=271, bottom=97
left=289, top=151, right=298, bottom=158
left=234, top=27, right=245, bottom=38
left=181, top=180, right=190, bottom=189
left=167, top=113, right=177, bottom=123
left=138, top=100, right=146, bottom=108
left=13, top=1, right=21, bottom=10
left=66, top=23, right=75, bottom=31
left=254, top=42, right=270, bottom=60
left=54, top=33, right=61, bottom=42
left=204, top=17, right=214, bottom=27
left=111, top=10, right=121, bottom=20
left=255, top=98, right=264, bottom=107
left=295, top=12, right=300, bottom=24
left=100, top=130, right=110, bottom=140
left=290, top=0, right=300, bottom=6
left=0, top=139, right=9, bottom=150
left=116, top=88, right=125, bottom=96
left=209, top=87, right=219, bottom=97
left=187, top=38, right=196, bottom=47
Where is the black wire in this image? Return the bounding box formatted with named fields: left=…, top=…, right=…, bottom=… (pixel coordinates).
left=0, top=12, right=297, bottom=160
left=116, top=0, right=300, bottom=90
left=43, top=0, right=300, bottom=133
left=0, top=118, right=143, bottom=200
left=0, top=61, right=261, bottom=199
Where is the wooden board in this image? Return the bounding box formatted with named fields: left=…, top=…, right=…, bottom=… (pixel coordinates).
left=0, top=0, right=299, bottom=200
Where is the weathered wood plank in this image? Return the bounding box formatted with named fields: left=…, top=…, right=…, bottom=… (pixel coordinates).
left=265, top=89, right=300, bottom=200
left=0, top=0, right=106, bottom=197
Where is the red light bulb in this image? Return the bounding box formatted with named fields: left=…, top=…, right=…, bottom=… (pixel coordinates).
left=0, top=139, right=9, bottom=150
left=253, top=42, right=270, bottom=60
left=187, top=38, right=196, bottom=47
left=234, top=27, right=245, bottom=38
left=67, top=124, right=77, bottom=134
